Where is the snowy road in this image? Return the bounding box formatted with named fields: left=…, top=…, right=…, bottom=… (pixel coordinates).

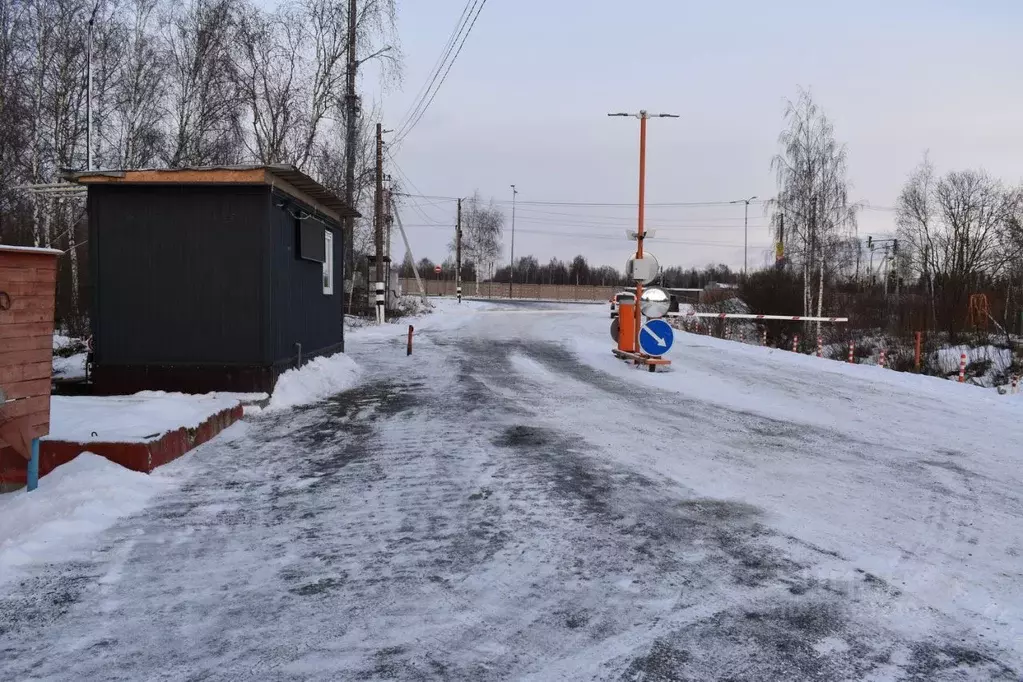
left=2, top=301, right=1022, bottom=680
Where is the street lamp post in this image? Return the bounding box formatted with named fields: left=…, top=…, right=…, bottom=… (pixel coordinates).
left=87, top=1, right=100, bottom=170
left=509, top=184, right=517, bottom=299
left=730, top=195, right=757, bottom=276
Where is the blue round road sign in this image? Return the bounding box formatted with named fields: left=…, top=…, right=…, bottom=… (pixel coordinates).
left=639, top=319, right=674, bottom=356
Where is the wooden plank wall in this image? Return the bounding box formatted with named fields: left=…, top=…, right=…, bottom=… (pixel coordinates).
left=0, top=249, right=58, bottom=449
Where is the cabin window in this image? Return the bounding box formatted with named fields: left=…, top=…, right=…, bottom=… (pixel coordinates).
left=323, top=230, right=334, bottom=295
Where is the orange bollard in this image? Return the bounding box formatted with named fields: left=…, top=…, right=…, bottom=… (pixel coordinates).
left=618, top=300, right=637, bottom=353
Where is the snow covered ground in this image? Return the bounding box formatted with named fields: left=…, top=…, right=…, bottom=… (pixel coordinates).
left=44, top=392, right=255, bottom=443
left=2, top=300, right=1020, bottom=680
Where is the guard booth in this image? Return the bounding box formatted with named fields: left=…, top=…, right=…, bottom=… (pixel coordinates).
left=73, top=165, right=360, bottom=394
left=0, top=245, right=61, bottom=491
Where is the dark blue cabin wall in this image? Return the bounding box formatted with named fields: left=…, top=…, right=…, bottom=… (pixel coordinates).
left=89, top=184, right=268, bottom=367
left=268, top=192, right=344, bottom=368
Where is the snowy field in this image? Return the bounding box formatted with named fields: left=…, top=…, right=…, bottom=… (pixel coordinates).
left=2, top=299, right=1021, bottom=680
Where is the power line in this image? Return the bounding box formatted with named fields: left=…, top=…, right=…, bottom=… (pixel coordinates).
left=393, top=1, right=474, bottom=138
left=392, top=0, right=488, bottom=147
left=401, top=222, right=768, bottom=248
left=394, top=192, right=767, bottom=208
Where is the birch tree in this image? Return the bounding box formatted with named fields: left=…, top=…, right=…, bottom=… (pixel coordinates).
left=461, top=191, right=503, bottom=295
left=769, top=89, right=858, bottom=332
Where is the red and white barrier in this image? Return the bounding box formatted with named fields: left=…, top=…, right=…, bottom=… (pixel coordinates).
left=792, top=334, right=799, bottom=352
left=847, top=340, right=855, bottom=364
left=958, top=353, right=967, bottom=383
left=879, top=349, right=887, bottom=368
left=668, top=312, right=848, bottom=322
left=816, top=335, right=823, bottom=358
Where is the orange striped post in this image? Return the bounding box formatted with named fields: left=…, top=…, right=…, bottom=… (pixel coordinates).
left=914, top=332, right=922, bottom=372
left=879, top=349, right=887, bottom=368
left=816, top=335, right=823, bottom=358
left=958, top=353, right=967, bottom=383
left=848, top=339, right=855, bottom=363
left=792, top=334, right=799, bottom=352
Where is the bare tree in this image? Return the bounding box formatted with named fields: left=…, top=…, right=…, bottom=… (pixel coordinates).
left=897, top=156, right=1020, bottom=335
left=461, top=191, right=503, bottom=295
left=769, top=89, right=859, bottom=333
left=163, top=0, right=243, bottom=167
left=111, top=0, right=165, bottom=167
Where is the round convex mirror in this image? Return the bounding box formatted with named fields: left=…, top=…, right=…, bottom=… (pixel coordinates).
left=640, top=287, right=670, bottom=319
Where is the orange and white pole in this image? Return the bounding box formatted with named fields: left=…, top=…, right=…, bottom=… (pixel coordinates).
left=633, top=113, right=647, bottom=355
left=958, top=353, right=967, bottom=383
left=792, top=334, right=799, bottom=352
left=816, top=335, right=823, bottom=358
left=879, top=348, right=887, bottom=368
left=848, top=339, right=855, bottom=363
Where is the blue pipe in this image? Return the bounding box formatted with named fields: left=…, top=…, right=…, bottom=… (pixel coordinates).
left=27, top=438, right=39, bottom=492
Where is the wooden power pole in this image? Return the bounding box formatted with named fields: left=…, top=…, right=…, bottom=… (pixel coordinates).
left=456, top=198, right=462, bottom=303
left=343, top=0, right=358, bottom=288
left=374, top=122, right=384, bottom=324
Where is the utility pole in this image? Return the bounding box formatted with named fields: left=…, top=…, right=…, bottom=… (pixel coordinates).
left=509, top=184, right=517, bottom=299
left=374, top=122, right=384, bottom=324
left=730, top=196, right=757, bottom=276
left=87, top=1, right=100, bottom=170
left=456, top=198, right=462, bottom=303
left=343, top=0, right=358, bottom=289
left=608, top=110, right=678, bottom=356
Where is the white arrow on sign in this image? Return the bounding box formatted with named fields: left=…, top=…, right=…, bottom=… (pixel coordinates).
left=643, top=325, right=667, bottom=347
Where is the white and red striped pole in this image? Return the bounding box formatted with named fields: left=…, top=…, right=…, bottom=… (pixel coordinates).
left=724, top=323, right=730, bottom=340
left=792, top=334, right=799, bottom=352
left=879, top=348, right=887, bottom=368
left=816, top=335, right=823, bottom=358
left=847, top=340, right=855, bottom=364
left=958, top=353, right=967, bottom=383
left=1012, top=375, right=1019, bottom=394
left=761, top=329, right=767, bottom=346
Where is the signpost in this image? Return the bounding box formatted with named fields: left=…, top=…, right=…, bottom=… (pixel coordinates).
left=639, top=319, right=674, bottom=356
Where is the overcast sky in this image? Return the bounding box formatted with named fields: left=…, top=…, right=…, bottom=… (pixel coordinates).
left=374, top=0, right=1022, bottom=273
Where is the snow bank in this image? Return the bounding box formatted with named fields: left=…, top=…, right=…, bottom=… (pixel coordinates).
left=52, top=352, right=87, bottom=379
left=46, top=392, right=246, bottom=443
left=0, top=453, right=171, bottom=585
left=267, top=352, right=361, bottom=411
left=934, top=344, right=1013, bottom=374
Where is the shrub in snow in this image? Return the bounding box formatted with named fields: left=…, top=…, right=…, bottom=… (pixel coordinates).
left=267, top=352, right=361, bottom=411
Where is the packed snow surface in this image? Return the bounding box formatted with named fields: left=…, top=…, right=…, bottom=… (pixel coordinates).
left=0, top=453, right=172, bottom=587
left=1, top=299, right=1020, bottom=680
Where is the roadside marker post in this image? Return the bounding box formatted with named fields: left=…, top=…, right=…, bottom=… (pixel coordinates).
left=761, top=328, right=767, bottom=346
left=959, top=353, right=967, bottom=383
left=848, top=340, right=855, bottom=364
left=792, top=334, right=799, bottom=353
left=879, top=348, right=887, bottom=368
left=914, top=332, right=922, bottom=372
left=817, top=335, right=823, bottom=358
